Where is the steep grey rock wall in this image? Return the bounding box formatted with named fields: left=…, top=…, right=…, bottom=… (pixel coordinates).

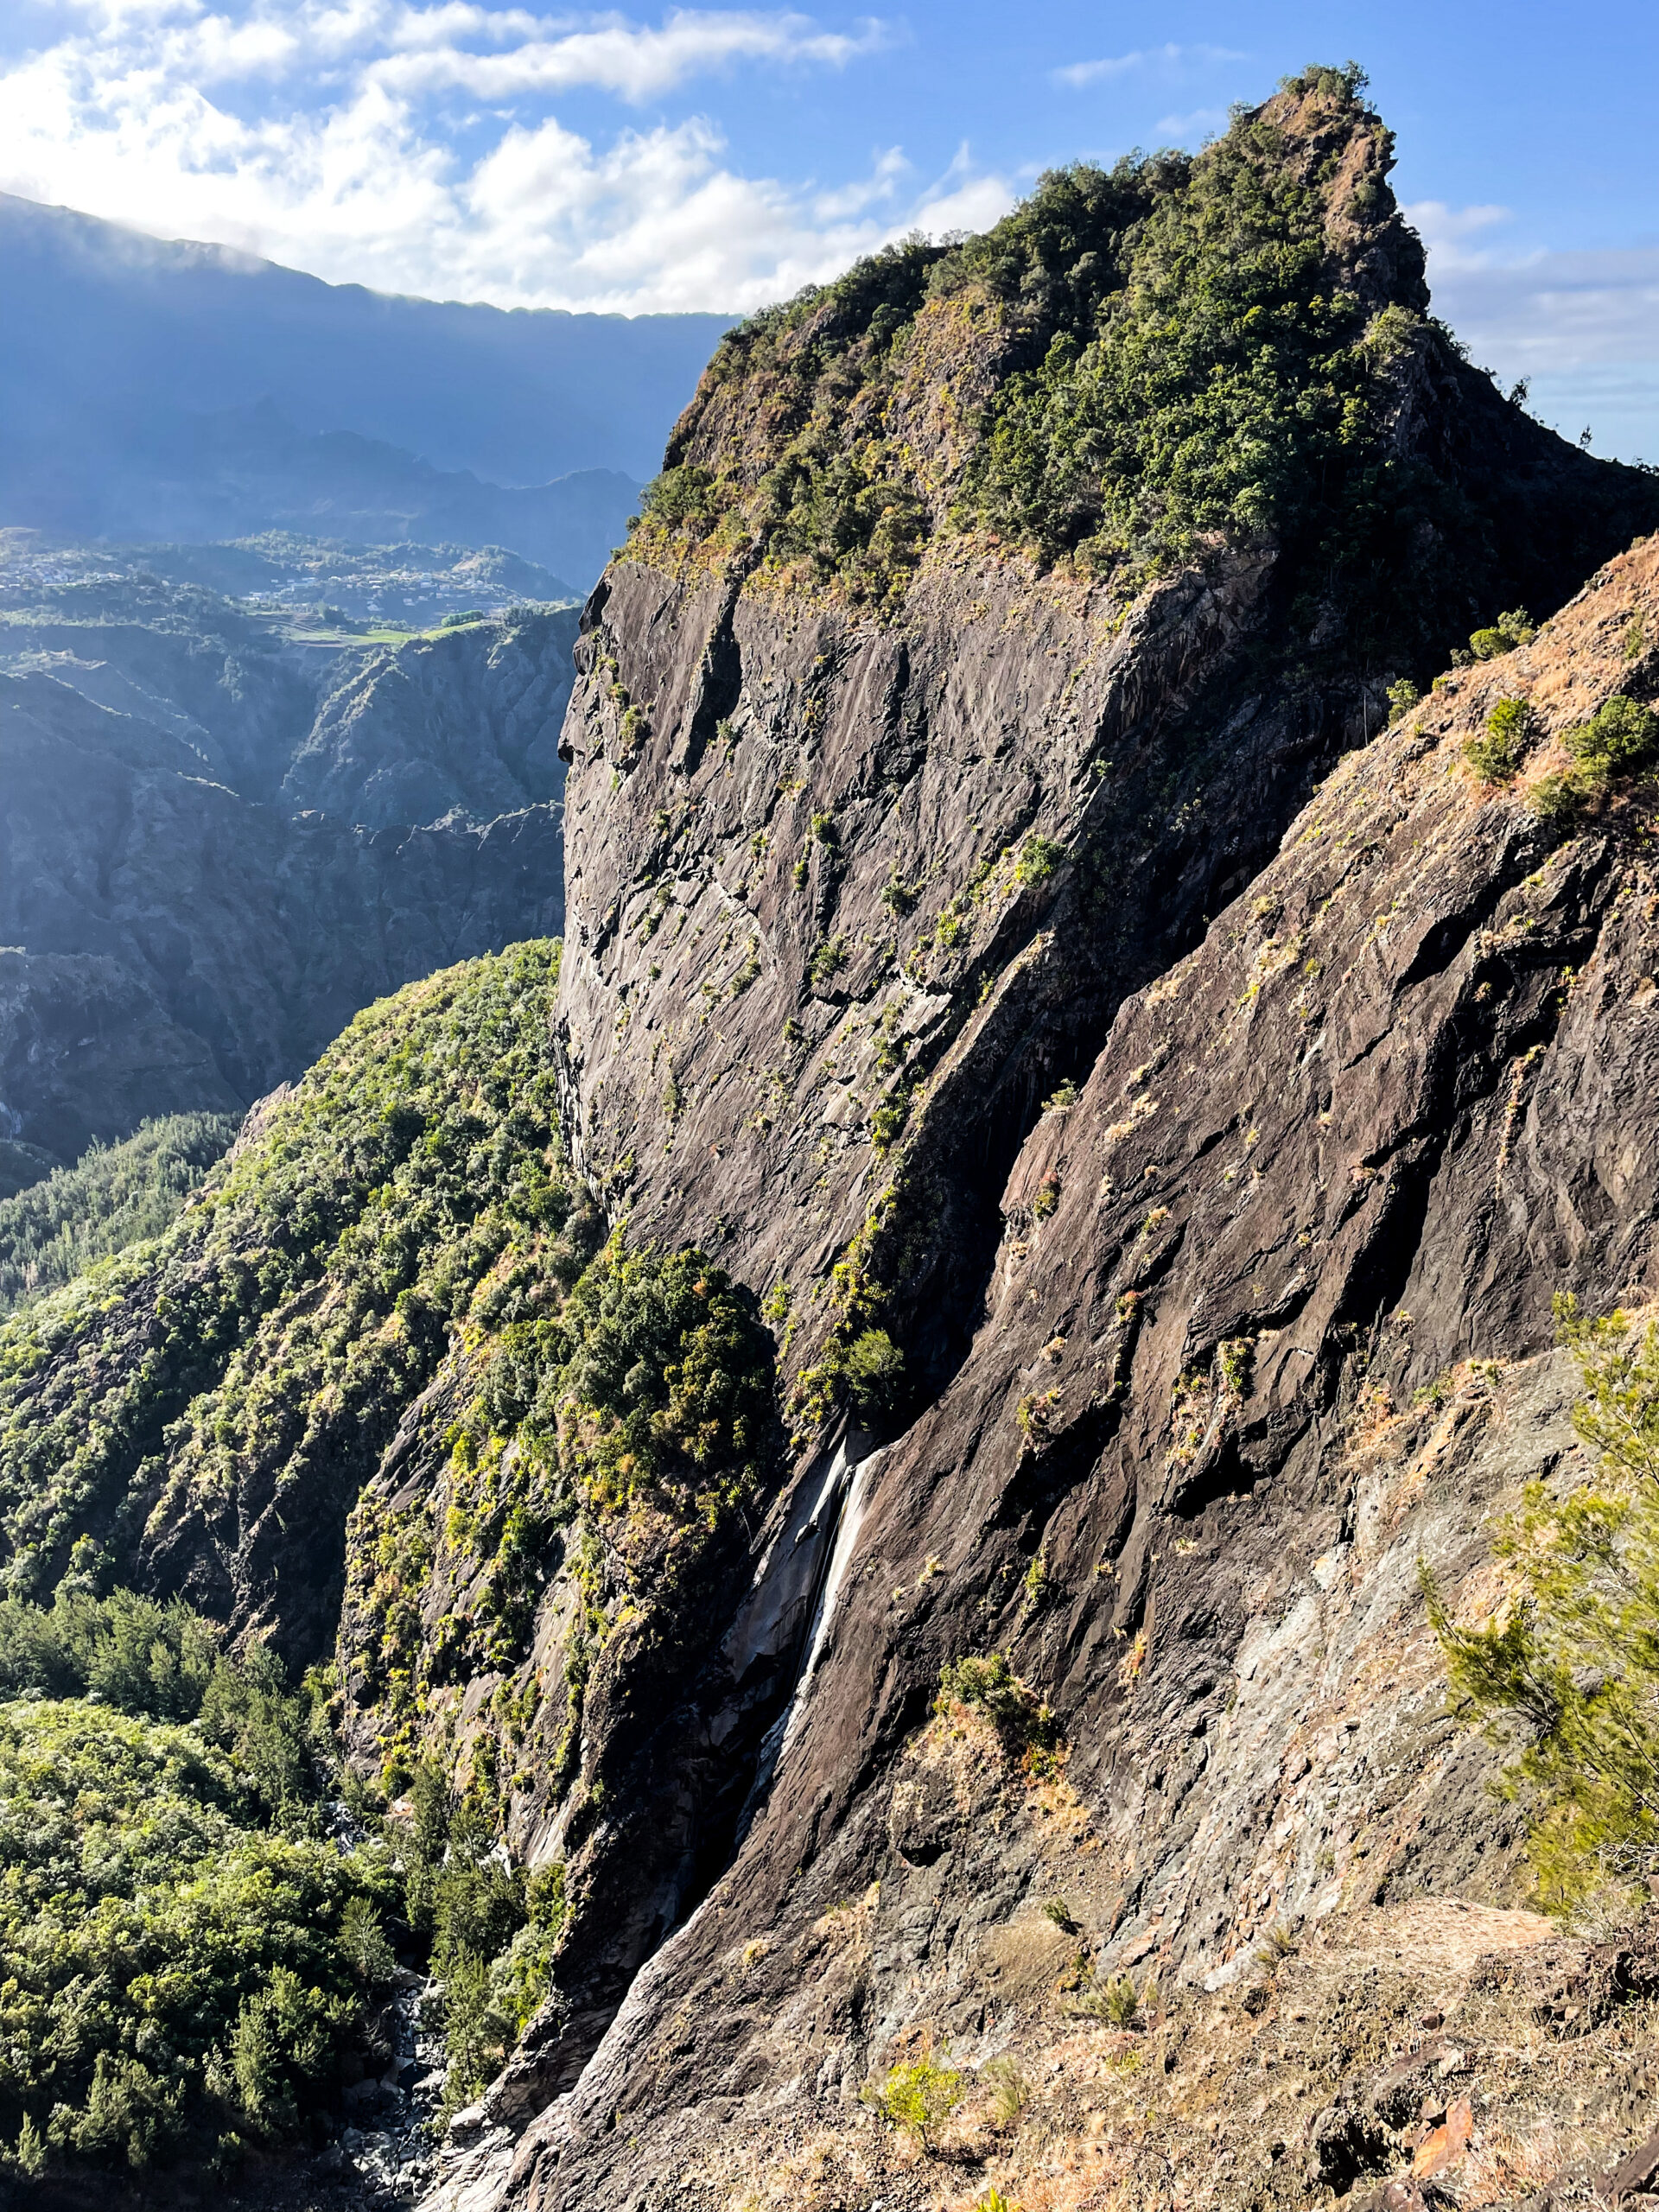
left=429, top=76, right=1659, bottom=2201
left=459, top=527, right=1659, bottom=2212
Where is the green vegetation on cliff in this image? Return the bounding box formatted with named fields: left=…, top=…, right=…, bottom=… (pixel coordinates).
left=0, top=944, right=568, bottom=1623
left=344, top=1228, right=779, bottom=1797
left=0, top=1112, right=237, bottom=1316
left=0, top=942, right=791, bottom=2145
left=1429, top=1298, right=1659, bottom=1914
left=635, top=64, right=1658, bottom=663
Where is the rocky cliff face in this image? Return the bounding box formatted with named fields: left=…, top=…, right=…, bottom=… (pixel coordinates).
left=556, top=79, right=1655, bottom=1433
left=0, top=591, right=575, bottom=1162
left=448, top=480, right=1659, bottom=2212
left=425, top=74, right=1659, bottom=2212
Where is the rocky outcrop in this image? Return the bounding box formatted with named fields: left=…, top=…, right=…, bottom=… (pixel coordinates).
left=442, top=74, right=1659, bottom=2212
left=0, top=597, right=575, bottom=1162
left=467, top=501, right=1659, bottom=2212
left=556, top=85, right=1656, bottom=1429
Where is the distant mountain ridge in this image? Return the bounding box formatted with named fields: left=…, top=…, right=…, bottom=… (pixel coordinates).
left=0, top=189, right=732, bottom=578
left=0, top=574, right=579, bottom=1163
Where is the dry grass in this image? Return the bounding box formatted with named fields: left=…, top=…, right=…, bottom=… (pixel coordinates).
left=1461, top=2114, right=1574, bottom=2206
left=702, top=1896, right=1659, bottom=2212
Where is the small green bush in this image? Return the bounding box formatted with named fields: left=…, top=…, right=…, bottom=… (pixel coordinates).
left=1464, top=696, right=1534, bottom=784
left=1469, top=607, right=1535, bottom=658
left=340, top=1895, right=397, bottom=1986
left=1100, top=1973, right=1141, bottom=2027
left=808, top=937, right=848, bottom=989
left=938, top=1649, right=1023, bottom=1721
left=1385, top=677, right=1421, bottom=723
left=1565, top=693, right=1659, bottom=785
left=1523, top=694, right=1659, bottom=823
left=880, top=868, right=917, bottom=915
left=862, top=2050, right=965, bottom=2148
left=1525, top=770, right=1579, bottom=824
left=1016, top=836, right=1064, bottom=887
left=640, top=462, right=722, bottom=533
left=844, top=1327, right=905, bottom=1421
left=618, top=702, right=649, bottom=752
left=871, top=1092, right=911, bottom=1154
left=1426, top=1294, right=1659, bottom=1910
left=937, top=1652, right=1065, bottom=1773
left=1217, top=1337, right=1254, bottom=1396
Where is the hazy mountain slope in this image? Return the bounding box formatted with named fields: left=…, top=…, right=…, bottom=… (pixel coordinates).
left=282, top=611, right=574, bottom=830
left=35, top=397, right=639, bottom=587
left=0, top=572, right=321, bottom=800
left=0, top=188, right=728, bottom=485
left=0, top=1111, right=237, bottom=1313
left=0, top=672, right=564, bottom=1157
left=0, top=188, right=728, bottom=572
left=107, top=534, right=577, bottom=620
left=0, top=587, right=576, bottom=1163
left=0, top=947, right=241, bottom=1167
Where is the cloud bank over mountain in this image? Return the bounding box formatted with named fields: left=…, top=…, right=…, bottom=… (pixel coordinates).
left=0, top=2, right=1010, bottom=314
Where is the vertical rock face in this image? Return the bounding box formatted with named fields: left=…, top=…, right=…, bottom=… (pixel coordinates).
left=478, top=518, right=1659, bottom=2212
left=447, top=74, right=1659, bottom=2212
left=555, top=79, right=1655, bottom=1432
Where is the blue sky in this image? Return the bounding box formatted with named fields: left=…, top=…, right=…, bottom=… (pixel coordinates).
left=3, top=1, right=1657, bottom=454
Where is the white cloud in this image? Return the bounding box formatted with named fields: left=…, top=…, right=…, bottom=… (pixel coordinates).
left=1401, top=198, right=1512, bottom=273
left=1153, top=105, right=1227, bottom=143
left=1404, top=200, right=1659, bottom=375
left=1399, top=198, right=1659, bottom=460
left=371, top=8, right=890, bottom=100
left=1053, top=42, right=1244, bottom=92
left=0, top=2, right=1001, bottom=311
left=1433, top=247, right=1659, bottom=373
